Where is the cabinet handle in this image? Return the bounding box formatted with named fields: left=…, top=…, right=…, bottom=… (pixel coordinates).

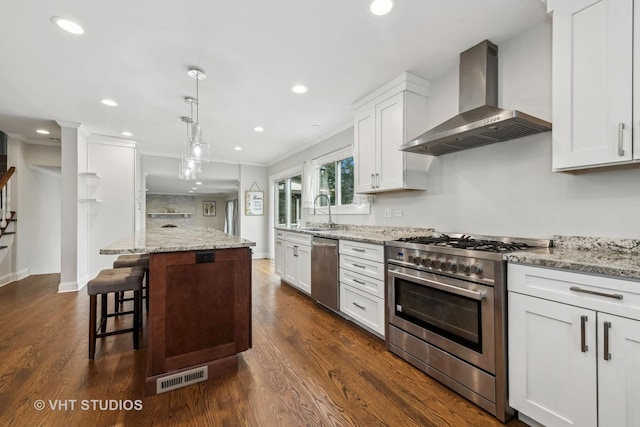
left=371, top=173, right=375, bottom=189
left=352, top=278, right=366, bottom=285
left=375, top=173, right=380, bottom=188
left=618, top=122, right=625, bottom=156
left=580, top=315, right=588, bottom=353
left=353, top=263, right=366, bottom=269
left=604, top=321, right=612, bottom=361
left=352, top=302, right=366, bottom=310
left=351, top=248, right=366, bottom=253
left=294, top=245, right=298, bottom=257
left=570, top=286, right=623, bottom=300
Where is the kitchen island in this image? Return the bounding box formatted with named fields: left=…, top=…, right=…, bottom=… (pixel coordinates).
left=101, top=227, right=255, bottom=395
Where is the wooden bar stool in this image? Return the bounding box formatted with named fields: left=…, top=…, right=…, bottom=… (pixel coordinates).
left=113, top=254, right=150, bottom=312
left=87, top=266, right=145, bottom=359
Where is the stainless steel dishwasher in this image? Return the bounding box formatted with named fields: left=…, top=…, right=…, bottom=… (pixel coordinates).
left=311, top=236, right=339, bottom=311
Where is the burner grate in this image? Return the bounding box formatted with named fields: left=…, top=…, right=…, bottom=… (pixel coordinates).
left=397, top=234, right=529, bottom=253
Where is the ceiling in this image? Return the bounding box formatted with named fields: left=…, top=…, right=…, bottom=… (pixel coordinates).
left=0, top=0, right=548, bottom=193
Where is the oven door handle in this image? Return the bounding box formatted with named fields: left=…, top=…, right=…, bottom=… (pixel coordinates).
left=389, top=269, right=487, bottom=301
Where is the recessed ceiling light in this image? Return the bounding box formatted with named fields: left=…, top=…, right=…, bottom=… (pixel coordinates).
left=36, top=129, right=50, bottom=135
left=291, top=84, right=308, bottom=94
left=192, top=187, right=197, bottom=190
left=311, top=124, right=320, bottom=128
left=370, top=0, right=395, bottom=16
left=196, top=181, right=202, bottom=185
left=253, top=126, right=264, bottom=132
left=234, top=146, right=242, bottom=151
left=51, top=17, right=84, bottom=35
left=101, top=99, right=118, bottom=107
left=188, top=190, right=194, bottom=193
left=121, top=131, right=133, bottom=137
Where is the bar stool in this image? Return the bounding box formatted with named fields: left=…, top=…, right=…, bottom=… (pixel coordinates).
left=87, top=266, right=145, bottom=359
left=113, top=254, right=150, bottom=312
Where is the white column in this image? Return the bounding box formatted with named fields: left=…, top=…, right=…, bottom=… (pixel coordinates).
left=57, top=121, right=90, bottom=292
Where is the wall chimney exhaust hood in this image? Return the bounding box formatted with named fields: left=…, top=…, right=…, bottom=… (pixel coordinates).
left=399, top=40, right=551, bottom=156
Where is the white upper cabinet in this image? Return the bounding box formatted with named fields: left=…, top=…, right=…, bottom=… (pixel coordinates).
left=352, top=72, right=430, bottom=194
left=548, top=0, right=637, bottom=171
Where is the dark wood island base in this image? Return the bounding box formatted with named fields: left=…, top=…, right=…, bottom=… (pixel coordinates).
left=145, top=247, right=252, bottom=395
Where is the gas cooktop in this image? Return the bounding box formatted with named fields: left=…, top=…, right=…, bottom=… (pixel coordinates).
left=394, top=234, right=532, bottom=253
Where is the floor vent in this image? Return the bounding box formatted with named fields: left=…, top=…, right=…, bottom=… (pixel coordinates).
left=156, top=366, right=208, bottom=394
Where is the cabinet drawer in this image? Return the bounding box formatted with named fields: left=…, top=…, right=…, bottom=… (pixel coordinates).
left=340, top=268, right=384, bottom=299
left=285, top=232, right=312, bottom=246
left=340, top=254, right=385, bottom=281
left=340, top=283, right=385, bottom=337
left=275, top=229, right=285, bottom=239
left=339, top=240, right=384, bottom=263
left=508, top=263, right=640, bottom=320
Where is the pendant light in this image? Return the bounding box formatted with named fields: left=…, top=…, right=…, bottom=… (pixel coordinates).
left=184, top=67, right=210, bottom=163
left=178, top=111, right=200, bottom=180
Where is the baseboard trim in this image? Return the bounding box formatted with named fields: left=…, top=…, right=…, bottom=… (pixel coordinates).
left=251, top=252, right=269, bottom=259
left=0, top=268, right=30, bottom=288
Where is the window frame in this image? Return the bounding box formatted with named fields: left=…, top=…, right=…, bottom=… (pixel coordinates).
left=311, top=147, right=370, bottom=216
left=272, top=167, right=303, bottom=228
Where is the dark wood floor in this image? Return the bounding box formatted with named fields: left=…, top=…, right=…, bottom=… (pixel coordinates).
left=0, top=260, right=527, bottom=426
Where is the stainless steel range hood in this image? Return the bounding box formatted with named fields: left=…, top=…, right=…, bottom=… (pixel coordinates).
left=400, top=40, right=551, bottom=156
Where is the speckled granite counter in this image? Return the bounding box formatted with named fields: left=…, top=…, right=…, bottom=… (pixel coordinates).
left=100, top=227, right=255, bottom=255
left=505, top=236, right=640, bottom=281
left=275, top=224, right=435, bottom=245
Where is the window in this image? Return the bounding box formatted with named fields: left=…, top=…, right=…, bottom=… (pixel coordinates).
left=316, top=156, right=354, bottom=207
left=275, top=174, right=302, bottom=227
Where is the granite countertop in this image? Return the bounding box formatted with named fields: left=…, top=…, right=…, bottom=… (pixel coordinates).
left=275, top=224, right=435, bottom=245
left=505, top=236, right=640, bottom=281
left=100, top=227, right=256, bottom=255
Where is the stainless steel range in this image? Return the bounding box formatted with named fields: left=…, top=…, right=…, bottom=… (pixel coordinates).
left=386, top=233, right=550, bottom=422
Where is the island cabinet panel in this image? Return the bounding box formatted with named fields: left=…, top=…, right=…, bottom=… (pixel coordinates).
left=146, top=247, right=252, bottom=385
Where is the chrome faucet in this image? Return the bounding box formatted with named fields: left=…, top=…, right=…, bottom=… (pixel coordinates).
left=313, top=194, right=333, bottom=227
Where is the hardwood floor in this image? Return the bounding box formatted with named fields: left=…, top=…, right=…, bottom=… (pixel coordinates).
left=0, top=260, right=527, bottom=426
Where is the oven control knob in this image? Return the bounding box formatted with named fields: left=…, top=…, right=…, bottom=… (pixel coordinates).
left=422, top=258, right=432, bottom=267
left=459, top=263, right=470, bottom=274
left=446, top=261, right=457, bottom=272
left=407, top=255, right=415, bottom=263
left=470, top=264, right=483, bottom=275
left=414, top=257, right=422, bottom=266
left=432, top=259, right=441, bottom=269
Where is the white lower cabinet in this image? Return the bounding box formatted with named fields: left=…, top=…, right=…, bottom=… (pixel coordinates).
left=340, top=284, right=385, bottom=336
left=509, top=293, right=597, bottom=427
left=339, top=240, right=385, bottom=338
left=276, top=231, right=312, bottom=295
left=274, top=238, right=285, bottom=277
left=508, top=263, right=640, bottom=427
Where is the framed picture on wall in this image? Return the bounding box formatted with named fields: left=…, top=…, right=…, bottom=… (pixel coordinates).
left=203, top=201, right=216, bottom=216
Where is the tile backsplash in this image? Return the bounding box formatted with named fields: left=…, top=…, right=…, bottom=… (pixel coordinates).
left=146, top=194, right=196, bottom=228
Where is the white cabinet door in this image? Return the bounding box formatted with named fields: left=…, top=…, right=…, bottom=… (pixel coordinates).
left=508, top=292, right=597, bottom=427
left=340, top=283, right=385, bottom=336
left=376, top=92, right=405, bottom=191
left=274, top=238, right=285, bottom=277
left=551, top=0, right=633, bottom=170
left=284, top=241, right=299, bottom=286
left=598, top=313, right=640, bottom=427
left=354, top=108, right=377, bottom=193
left=296, top=244, right=312, bottom=294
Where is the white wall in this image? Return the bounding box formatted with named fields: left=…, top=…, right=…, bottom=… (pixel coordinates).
left=194, top=195, right=226, bottom=230
left=240, top=164, right=268, bottom=258
left=268, top=19, right=640, bottom=239
left=5, top=140, right=62, bottom=280
left=87, top=137, right=137, bottom=278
